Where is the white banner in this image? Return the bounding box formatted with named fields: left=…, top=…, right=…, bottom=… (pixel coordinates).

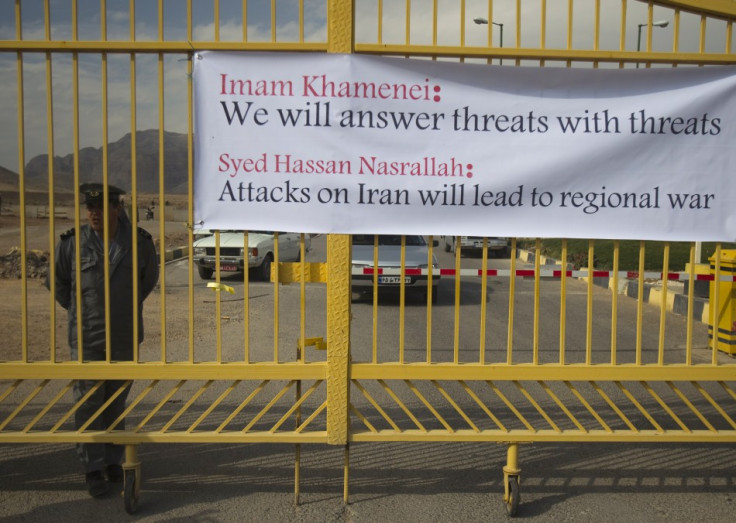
left=193, top=52, right=736, bottom=241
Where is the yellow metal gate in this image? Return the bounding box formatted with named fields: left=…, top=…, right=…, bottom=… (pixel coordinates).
left=1, top=0, right=735, bottom=515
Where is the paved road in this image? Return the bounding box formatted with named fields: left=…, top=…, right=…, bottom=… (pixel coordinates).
left=160, top=234, right=712, bottom=365
left=2, top=438, right=734, bottom=522
left=1, top=235, right=734, bottom=521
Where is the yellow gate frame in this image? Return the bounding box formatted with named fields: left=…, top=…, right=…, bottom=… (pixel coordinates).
left=1, top=0, right=735, bottom=517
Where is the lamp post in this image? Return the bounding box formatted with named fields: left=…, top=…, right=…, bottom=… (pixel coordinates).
left=473, top=17, right=504, bottom=65
left=636, top=20, right=669, bottom=68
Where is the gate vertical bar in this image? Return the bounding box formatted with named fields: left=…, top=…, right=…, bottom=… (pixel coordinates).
left=44, top=1, right=57, bottom=361
left=157, top=4, right=168, bottom=361
left=129, top=1, right=141, bottom=363
left=15, top=1, right=28, bottom=361
left=327, top=0, right=354, bottom=506
left=326, top=0, right=353, bottom=450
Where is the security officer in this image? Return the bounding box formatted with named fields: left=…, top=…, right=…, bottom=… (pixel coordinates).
left=49, top=183, right=158, bottom=497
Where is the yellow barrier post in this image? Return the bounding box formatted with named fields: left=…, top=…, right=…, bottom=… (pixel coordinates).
left=325, top=1, right=354, bottom=506
left=708, top=249, right=736, bottom=355
left=325, top=0, right=353, bottom=447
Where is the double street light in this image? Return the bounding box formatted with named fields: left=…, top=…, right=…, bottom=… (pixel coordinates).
left=636, top=20, right=669, bottom=68
left=473, top=17, right=667, bottom=68
left=473, top=17, right=504, bottom=65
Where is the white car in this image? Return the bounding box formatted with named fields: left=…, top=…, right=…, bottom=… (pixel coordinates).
left=351, top=235, right=440, bottom=303
left=193, top=231, right=310, bottom=281
left=443, top=235, right=510, bottom=257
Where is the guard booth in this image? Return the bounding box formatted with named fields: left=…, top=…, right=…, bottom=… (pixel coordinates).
left=1, top=0, right=736, bottom=517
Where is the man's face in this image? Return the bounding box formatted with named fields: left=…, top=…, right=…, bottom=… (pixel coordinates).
left=86, top=200, right=120, bottom=235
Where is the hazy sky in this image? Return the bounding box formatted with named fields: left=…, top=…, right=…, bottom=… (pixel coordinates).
left=0, top=0, right=731, bottom=172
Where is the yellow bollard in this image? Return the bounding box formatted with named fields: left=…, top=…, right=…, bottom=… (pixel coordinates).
left=708, top=250, right=736, bottom=355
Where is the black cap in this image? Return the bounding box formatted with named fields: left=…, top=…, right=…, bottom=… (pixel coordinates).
left=80, top=183, right=125, bottom=206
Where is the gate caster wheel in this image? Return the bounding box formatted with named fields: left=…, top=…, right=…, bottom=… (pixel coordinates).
left=504, top=475, right=520, bottom=517
left=123, top=469, right=139, bottom=514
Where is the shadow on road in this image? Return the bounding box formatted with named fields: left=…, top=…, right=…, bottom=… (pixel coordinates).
left=2, top=440, right=734, bottom=520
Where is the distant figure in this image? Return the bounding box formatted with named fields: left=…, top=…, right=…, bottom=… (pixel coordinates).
left=47, top=183, right=158, bottom=497
left=145, top=206, right=154, bottom=221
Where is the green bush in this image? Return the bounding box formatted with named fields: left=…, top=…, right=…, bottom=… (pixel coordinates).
left=516, top=239, right=736, bottom=271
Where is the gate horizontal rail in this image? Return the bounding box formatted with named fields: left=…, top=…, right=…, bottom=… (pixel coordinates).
left=2, top=363, right=734, bottom=380
left=0, top=363, right=327, bottom=380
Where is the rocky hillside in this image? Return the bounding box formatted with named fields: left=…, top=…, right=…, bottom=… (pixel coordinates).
left=6, top=129, right=189, bottom=195
left=0, top=164, right=25, bottom=190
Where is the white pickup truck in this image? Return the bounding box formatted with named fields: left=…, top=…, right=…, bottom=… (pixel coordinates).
left=193, top=231, right=310, bottom=281
left=443, top=236, right=510, bottom=257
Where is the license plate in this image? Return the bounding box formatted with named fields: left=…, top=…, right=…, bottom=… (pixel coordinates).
left=378, top=276, right=411, bottom=284
left=220, top=264, right=238, bottom=271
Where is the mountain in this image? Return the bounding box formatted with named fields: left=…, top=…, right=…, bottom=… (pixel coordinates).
left=0, top=164, right=20, bottom=190
left=21, top=129, right=189, bottom=194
